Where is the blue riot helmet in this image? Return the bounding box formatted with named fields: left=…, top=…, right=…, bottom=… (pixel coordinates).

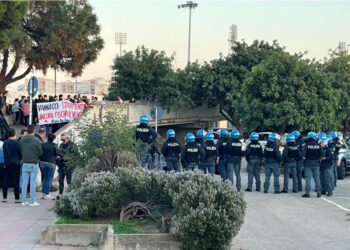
left=268, top=133, right=276, bottom=142
left=317, top=132, right=326, bottom=140
left=167, top=129, right=175, bottom=138
left=231, top=129, right=240, bottom=139
left=319, top=135, right=328, bottom=145
left=220, top=128, right=228, bottom=138
left=250, top=132, right=259, bottom=141
left=292, top=131, right=301, bottom=139
left=327, top=135, right=333, bottom=144
left=185, top=133, right=195, bottom=143
left=307, top=131, right=317, bottom=140
left=196, top=130, right=204, bottom=139
left=286, top=133, right=296, bottom=143
left=140, top=115, right=149, bottom=124
left=330, top=131, right=338, bottom=139
left=205, top=132, right=214, bottom=141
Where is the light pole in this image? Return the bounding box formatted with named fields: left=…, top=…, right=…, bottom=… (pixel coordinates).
left=178, top=1, right=198, bottom=64
left=115, top=32, right=127, bottom=56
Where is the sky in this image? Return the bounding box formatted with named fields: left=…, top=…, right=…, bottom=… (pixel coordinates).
left=24, top=0, right=350, bottom=83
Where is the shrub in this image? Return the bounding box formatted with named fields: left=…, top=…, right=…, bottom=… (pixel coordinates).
left=55, top=172, right=121, bottom=219
left=168, top=171, right=246, bottom=250
left=55, top=169, right=246, bottom=250
left=67, top=111, right=141, bottom=170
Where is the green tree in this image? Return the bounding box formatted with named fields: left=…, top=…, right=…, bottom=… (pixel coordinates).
left=323, top=49, right=350, bottom=133
left=200, top=40, right=285, bottom=131
left=241, top=51, right=339, bottom=133
left=108, top=46, right=174, bottom=101
left=0, top=0, right=103, bottom=90
left=0, top=1, right=29, bottom=50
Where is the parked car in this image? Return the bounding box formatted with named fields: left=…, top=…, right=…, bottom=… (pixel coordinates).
left=335, top=137, right=350, bottom=179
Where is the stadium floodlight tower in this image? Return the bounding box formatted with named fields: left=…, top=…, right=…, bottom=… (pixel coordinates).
left=115, top=32, right=127, bottom=56
left=178, top=1, right=198, bottom=64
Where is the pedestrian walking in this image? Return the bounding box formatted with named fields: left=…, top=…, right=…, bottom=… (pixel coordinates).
left=245, top=132, right=263, bottom=192
left=2, top=129, right=22, bottom=203
left=181, top=133, right=205, bottom=171
left=161, top=129, right=181, bottom=172
left=302, top=131, right=324, bottom=198
left=20, top=125, right=42, bottom=206
left=226, top=130, right=243, bottom=191
left=282, top=133, right=302, bottom=193
left=263, top=133, right=282, bottom=194
left=200, top=132, right=218, bottom=176
left=41, top=134, right=57, bottom=200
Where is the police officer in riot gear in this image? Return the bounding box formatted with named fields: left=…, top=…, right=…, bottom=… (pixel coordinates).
left=293, top=131, right=304, bottom=191
left=217, top=128, right=230, bottom=180
left=329, top=131, right=341, bottom=188
left=264, top=133, right=282, bottom=194
left=302, top=131, right=324, bottom=198
left=135, top=115, right=157, bottom=168
left=161, top=129, right=181, bottom=172
left=226, top=130, right=243, bottom=191
left=195, top=130, right=205, bottom=147
left=282, top=133, right=302, bottom=193
left=181, top=133, right=205, bottom=171
left=245, top=132, right=263, bottom=192
left=200, top=132, right=218, bottom=175
left=319, top=136, right=334, bottom=197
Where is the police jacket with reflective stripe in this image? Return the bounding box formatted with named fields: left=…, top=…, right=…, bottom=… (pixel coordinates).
left=303, top=139, right=324, bottom=161
left=161, top=138, right=181, bottom=158
left=135, top=123, right=157, bottom=144
left=202, top=141, right=217, bottom=162
left=264, top=141, right=282, bottom=162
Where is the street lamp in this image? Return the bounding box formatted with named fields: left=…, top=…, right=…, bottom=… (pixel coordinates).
left=178, top=1, right=198, bottom=64
left=115, top=32, right=127, bottom=56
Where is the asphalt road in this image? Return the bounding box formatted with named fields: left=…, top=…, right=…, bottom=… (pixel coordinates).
left=231, top=171, right=350, bottom=250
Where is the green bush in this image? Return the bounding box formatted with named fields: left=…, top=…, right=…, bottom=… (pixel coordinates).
left=55, top=169, right=246, bottom=250
left=167, top=171, right=246, bottom=250
left=67, top=111, right=141, bottom=170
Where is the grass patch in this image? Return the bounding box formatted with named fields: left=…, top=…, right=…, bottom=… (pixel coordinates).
left=55, top=217, right=162, bottom=234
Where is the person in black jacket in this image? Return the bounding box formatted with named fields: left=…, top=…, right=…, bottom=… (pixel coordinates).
left=226, top=130, right=243, bottom=191
left=57, top=133, right=75, bottom=195
left=2, top=129, right=22, bottom=203
left=41, top=134, right=57, bottom=199
left=161, top=129, right=181, bottom=172
left=302, top=131, right=324, bottom=198
left=293, top=131, right=304, bottom=191
left=263, top=133, right=282, bottom=194
left=181, top=133, right=205, bottom=171
left=135, top=115, right=157, bottom=168
left=217, top=129, right=230, bottom=180
left=200, top=132, right=218, bottom=176
left=319, top=136, right=334, bottom=197
left=282, top=134, right=302, bottom=193
left=245, top=132, right=263, bottom=192
left=329, top=131, right=342, bottom=188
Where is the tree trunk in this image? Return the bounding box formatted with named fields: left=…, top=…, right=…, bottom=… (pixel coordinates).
left=219, top=104, right=243, bottom=134
left=0, top=65, right=32, bottom=92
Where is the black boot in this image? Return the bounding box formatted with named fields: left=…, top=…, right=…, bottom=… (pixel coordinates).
left=275, top=191, right=281, bottom=194
left=245, top=188, right=252, bottom=192
left=282, top=190, right=288, bottom=193
left=302, top=194, right=310, bottom=198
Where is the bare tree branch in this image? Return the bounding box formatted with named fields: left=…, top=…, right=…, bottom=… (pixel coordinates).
left=5, top=56, right=22, bottom=81
left=7, top=65, right=32, bottom=84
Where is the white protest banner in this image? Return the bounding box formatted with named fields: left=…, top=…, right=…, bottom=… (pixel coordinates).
left=37, top=100, right=85, bottom=125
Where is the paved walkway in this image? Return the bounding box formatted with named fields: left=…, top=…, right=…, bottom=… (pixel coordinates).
left=0, top=191, right=97, bottom=250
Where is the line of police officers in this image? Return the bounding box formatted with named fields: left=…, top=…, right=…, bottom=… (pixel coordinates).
left=135, top=115, right=341, bottom=198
